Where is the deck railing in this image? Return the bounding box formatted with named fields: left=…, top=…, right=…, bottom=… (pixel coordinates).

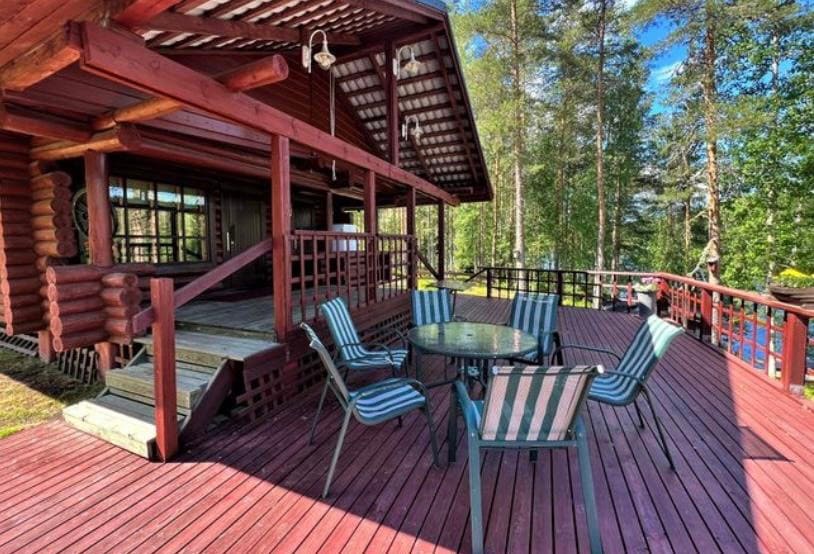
left=477, top=267, right=813, bottom=395
left=289, top=230, right=415, bottom=326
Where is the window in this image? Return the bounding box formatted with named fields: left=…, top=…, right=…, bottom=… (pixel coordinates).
left=110, top=177, right=209, bottom=264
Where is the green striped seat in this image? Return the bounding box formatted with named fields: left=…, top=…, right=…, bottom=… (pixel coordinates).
left=411, top=289, right=453, bottom=326
left=557, top=314, right=684, bottom=471
left=320, top=297, right=407, bottom=372
left=448, top=364, right=603, bottom=554
left=507, top=293, right=561, bottom=364
left=301, top=323, right=439, bottom=498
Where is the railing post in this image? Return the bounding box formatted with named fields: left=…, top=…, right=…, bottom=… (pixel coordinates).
left=781, top=312, right=809, bottom=395
left=700, top=288, right=713, bottom=341
left=271, top=134, right=292, bottom=338
left=151, top=277, right=177, bottom=462
left=486, top=268, right=492, bottom=298
left=556, top=272, right=564, bottom=306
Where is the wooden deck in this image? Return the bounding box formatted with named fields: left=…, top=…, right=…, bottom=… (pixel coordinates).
left=2, top=296, right=814, bottom=553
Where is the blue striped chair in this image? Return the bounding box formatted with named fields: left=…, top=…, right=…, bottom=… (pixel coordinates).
left=448, top=364, right=604, bottom=554
left=507, top=292, right=562, bottom=364
left=301, top=323, right=439, bottom=498
left=554, top=314, right=684, bottom=469
left=411, top=289, right=456, bottom=326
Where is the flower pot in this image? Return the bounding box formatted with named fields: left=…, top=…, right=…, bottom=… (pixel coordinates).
left=637, top=290, right=657, bottom=317
left=768, top=285, right=814, bottom=309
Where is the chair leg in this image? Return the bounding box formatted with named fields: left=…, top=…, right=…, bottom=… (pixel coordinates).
left=634, top=399, right=645, bottom=429
left=640, top=387, right=675, bottom=470
left=424, top=405, right=440, bottom=467
left=323, top=409, right=353, bottom=498
left=467, top=443, right=485, bottom=554
left=575, top=417, right=603, bottom=554
left=309, top=378, right=330, bottom=445
left=447, top=385, right=458, bottom=463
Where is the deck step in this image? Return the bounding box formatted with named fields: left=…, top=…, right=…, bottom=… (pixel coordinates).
left=136, top=330, right=280, bottom=367
left=62, top=395, right=182, bottom=458
left=105, top=363, right=211, bottom=410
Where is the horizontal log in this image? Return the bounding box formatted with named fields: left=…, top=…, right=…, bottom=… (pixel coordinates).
left=34, top=240, right=75, bottom=258
left=1, top=277, right=42, bottom=296
left=100, top=287, right=140, bottom=307
left=31, top=197, right=70, bottom=216
left=49, top=296, right=105, bottom=318
left=104, top=317, right=132, bottom=336
left=53, top=329, right=108, bottom=352
left=46, top=264, right=104, bottom=284
left=51, top=311, right=107, bottom=336
left=47, top=281, right=102, bottom=302
left=103, top=304, right=137, bottom=319
left=0, top=104, right=91, bottom=143
left=101, top=272, right=138, bottom=288
left=31, top=187, right=70, bottom=202
left=0, top=235, right=34, bottom=249
left=0, top=264, right=39, bottom=280
left=31, top=172, right=71, bottom=192
left=33, top=227, right=74, bottom=243
left=0, top=167, right=28, bottom=180
left=0, top=222, right=33, bottom=235
left=0, top=249, right=36, bottom=266
left=30, top=125, right=142, bottom=161
left=6, top=303, right=44, bottom=322
left=0, top=209, right=34, bottom=224
left=6, top=319, right=45, bottom=335
left=0, top=196, right=32, bottom=211
left=0, top=184, right=34, bottom=198
left=32, top=213, right=72, bottom=230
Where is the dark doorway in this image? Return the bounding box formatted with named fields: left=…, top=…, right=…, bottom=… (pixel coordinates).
left=221, top=190, right=267, bottom=288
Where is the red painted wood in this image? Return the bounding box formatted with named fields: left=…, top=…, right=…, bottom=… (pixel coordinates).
left=151, top=277, right=178, bottom=462
left=115, top=0, right=184, bottom=28
left=385, top=41, right=399, bottom=164
left=782, top=311, right=809, bottom=394
left=437, top=200, right=445, bottom=280
left=271, top=135, right=292, bottom=338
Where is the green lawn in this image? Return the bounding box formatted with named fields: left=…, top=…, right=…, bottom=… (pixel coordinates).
left=0, top=349, right=102, bottom=439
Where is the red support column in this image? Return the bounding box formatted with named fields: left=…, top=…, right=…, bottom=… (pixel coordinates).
left=700, top=288, right=713, bottom=340
left=406, top=188, right=416, bottom=289
left=437, top=201, right=445, bottom=280
left=84, top=150, right=116, bottom=372
left=271, top=135, right=292, bottom=339
left=364, top=170, right=377, bottom=303
left=325, top=191, right=334, bottom=228
left=781, top=311, right=809, bottom=395
left=385, top=42, right=399, bottom=165
left=151, top=277, right=178, bottom=461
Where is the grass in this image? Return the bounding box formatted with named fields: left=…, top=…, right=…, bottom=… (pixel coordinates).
left=0, top=348, right=102, bottom=439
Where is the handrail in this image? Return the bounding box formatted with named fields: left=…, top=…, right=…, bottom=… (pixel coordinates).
left=132, top=238, right=273, bottom=334
left=416, top=250, right=440, bottom=280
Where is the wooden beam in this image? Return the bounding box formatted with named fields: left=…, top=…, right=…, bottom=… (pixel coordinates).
left=0, top=104, right=91, bottom=143
left=271, top=135, right=292, bottom=339
left=78, top=22, right=459, bottom=206
left=115, top=0, right=185, bottom=29
left=150, top=277, right=178, bottom=461
left=363, top=170, right=377, bottom=235
left=342, top=0, right=431, bottom=24
left=147, top=12, right=360, bottom=45
left=437, top=200, right=445, bottom=280
left=31, top=125, right=141, bottom=161
left=0, top=22, right=81, bottom=91
left=385, top=42, right=399, bottom=165
left=93, top=54, right=289, bottom=130
left=406, top=187, right=416, bottom=289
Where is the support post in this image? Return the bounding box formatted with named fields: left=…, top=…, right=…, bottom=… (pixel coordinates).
left=37, top=329, right=55, bottom=363
left=437, top=201, right=445, bottom=280
left=406, top=188, right=416, bottom=289
left=700, top=288, right=713, bottom=341
left=325, top=191, right=334, bottom=228
left=385, top=41, right=399, bottom=164
left=781, top=311, right=809, bottom=395
left=151, top=277, right=178, bottom=461
left=271, top=135, right=292, bottom=338
left=364, top=170, right=377, bottom=303
left=84, top=150, right=116, bottom=372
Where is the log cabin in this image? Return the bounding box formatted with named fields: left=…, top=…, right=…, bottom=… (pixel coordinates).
left=0, top=0, right=491, bottom=459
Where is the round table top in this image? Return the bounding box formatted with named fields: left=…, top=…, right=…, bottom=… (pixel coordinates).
left=434, top=279, right=469, bottom=292
left=407, top=322, right=538, bottom=360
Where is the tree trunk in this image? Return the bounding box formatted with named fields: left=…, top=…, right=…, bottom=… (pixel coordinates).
left=510, top=0, right=525, bottom=269
left=593, top=0, right=607, bottom=306
left=491, top=156, right=500, bottom=266
left=702, top=0, right=721, bottom=285
left=611, top=173, right=623, bottom=271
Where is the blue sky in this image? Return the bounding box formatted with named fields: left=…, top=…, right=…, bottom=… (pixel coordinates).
left=637, top=17, right=686, bottom=114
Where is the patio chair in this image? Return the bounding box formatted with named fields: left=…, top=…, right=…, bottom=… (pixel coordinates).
left=448, top=364, right=604, bottom=554
left=411, top=288, right=458, bottom=326
left=553, top=314, right=684, bottom=469
left=301, top=322, right=439, bottom=498
left=507, top=292, right=562, bottom=365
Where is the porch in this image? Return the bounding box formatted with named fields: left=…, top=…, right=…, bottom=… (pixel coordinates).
left=2, top=296, right=812, bottom=553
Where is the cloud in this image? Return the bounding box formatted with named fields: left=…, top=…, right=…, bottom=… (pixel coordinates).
left=617, top=0, right=640, bottom=11
left=652, top=61, right=682, bottom=84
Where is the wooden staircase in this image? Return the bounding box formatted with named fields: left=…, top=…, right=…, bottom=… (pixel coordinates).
left=63, top=330, right=280, bottom=459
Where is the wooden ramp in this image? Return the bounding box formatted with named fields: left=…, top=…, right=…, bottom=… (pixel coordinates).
left=63, top=331, right=280, bottom=459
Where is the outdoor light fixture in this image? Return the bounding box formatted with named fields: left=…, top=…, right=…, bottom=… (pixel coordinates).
left=392, top=46, right=423, bottom=78
left=402, top=115, right=422, bottom=142
left=302, top=29, right=335, bottom=73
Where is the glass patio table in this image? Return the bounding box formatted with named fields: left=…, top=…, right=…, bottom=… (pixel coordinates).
left=407, top=321, right=538, bottom=388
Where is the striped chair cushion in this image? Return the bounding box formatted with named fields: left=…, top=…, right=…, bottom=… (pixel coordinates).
left=350, top=378, right=426, bottom=423
left=480, top=365, right=595, bottom=442
left=589, top=315, right=683, bottom=405
left=411, top=289, right=453, bottom=326
left=344, top=348, right=408, bottom=370
left=508, top=293, right=559, bottom=357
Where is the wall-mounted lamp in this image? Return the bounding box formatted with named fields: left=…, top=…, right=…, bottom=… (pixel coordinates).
left=302, top=29, right=335, bottom=73
left=402, top=115, right=422, bottom=143
left=392, top=46, right=423, bottom=78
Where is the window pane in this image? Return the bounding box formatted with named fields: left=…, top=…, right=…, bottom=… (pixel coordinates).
left=110, top=177, right=124, bottom=206
left=126, top=179, right=154, bottom=206
left=181, top=238, right=207, bottom=262
left=183, top=188, right=206, bottom=212
left=157, top=183, right=181, bottom=208
left=158, top=241, right=175, bottom=263
left=180, top=212, right=206, bottom=238
left=157, top=210, right=174, bottom=237
left=127, top=208, right=154, bottom=236
left=113, top=206, right=126, bottom=237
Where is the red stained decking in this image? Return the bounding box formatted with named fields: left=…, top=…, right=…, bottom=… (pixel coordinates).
left=1, top=296, right=814, bottom=553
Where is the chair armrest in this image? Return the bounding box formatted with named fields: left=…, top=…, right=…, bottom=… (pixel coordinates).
left=552, top=344, right=622, bottom=365
left=453, top=380, right=480, bottom=436
left=600, top=370, right=646, bottom=388
left=337, top=342, right=398, bottom=364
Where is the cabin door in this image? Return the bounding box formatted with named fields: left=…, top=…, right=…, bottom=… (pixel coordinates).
left=221, top=191, right=266, bottom=289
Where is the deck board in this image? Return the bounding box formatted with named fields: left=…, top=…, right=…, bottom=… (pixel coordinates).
left=1, top=296, right=814, bottom=552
